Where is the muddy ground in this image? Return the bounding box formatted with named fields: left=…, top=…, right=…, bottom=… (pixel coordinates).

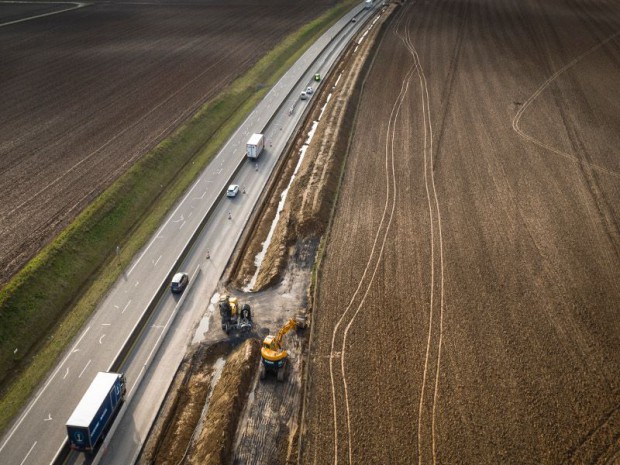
left=0, top=0, right=335, bottom=286
left=138, top=7, right=392, bottom=465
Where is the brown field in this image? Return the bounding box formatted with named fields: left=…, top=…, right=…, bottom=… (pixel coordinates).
left=301, top=1, right=620, bottom=464
left=0, top=0, right=334, bottom=286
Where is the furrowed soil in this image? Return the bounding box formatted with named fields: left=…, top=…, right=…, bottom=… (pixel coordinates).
left=301, top=1, right=620, bottom=465
left=0, top=0, right=335, bottom=286
left=138, top=0, right=620, bottom=463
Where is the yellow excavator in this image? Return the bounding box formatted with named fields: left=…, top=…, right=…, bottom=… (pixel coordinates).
left=260, top=318, right=298, bottom=381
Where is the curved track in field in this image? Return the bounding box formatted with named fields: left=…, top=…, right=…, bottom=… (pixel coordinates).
left=303, top=0, right=620, bottom=464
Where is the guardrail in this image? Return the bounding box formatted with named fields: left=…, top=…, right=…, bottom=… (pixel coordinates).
left=50, top=5, right=371, bottom=465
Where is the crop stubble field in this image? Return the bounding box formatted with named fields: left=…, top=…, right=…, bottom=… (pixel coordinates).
left=0, top=0, right=334, bottom=286
left=302, top=0, right=620, bottom=464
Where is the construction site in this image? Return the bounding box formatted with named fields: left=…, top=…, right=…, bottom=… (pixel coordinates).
left=2, top=0, right=618, bottom=463
left=138, top=0, right=620, bottom=463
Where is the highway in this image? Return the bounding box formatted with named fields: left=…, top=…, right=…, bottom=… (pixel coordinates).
left=0, top=3, right=378, bottom=465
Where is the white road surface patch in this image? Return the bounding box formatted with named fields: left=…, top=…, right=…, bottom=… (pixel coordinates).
left=0, top=327, right=90, bottom=454
left=191, top=293, right=219, bottom=344
left=244, top=121, right=318, bottom=291
left=19, top=441, right=36, bottom=465
left=78, top=359, right=91, bottom=378
left=319, top=94, right=333, bottom=121
left=334, top=72, right=343, bottom=87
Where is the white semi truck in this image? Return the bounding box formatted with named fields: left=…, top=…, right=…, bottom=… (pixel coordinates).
left=246, top=133, right=264, bottom=159
left=66, top=372, right=126, bottom=453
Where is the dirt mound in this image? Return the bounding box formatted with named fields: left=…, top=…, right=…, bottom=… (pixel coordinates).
left=187, top=339, right=260, bottom=465
left=140, top=339, right=260, bottom=465
left=230, top=11, right=383, bottom=293
left=142, top=8, right=396, bottom=465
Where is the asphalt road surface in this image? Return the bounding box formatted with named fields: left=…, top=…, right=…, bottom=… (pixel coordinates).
left=0, top=4, right=376, bottom=465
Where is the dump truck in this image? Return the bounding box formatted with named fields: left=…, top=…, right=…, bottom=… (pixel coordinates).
left=219, top=295, right=253, bottom=334
left=66, top=372, right=126, bottom=453
left=260, top=318, right=298, bottom=381
left=246, top=133, right=264, bottom=159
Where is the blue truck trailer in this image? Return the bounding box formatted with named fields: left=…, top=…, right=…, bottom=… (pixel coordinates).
left=66, top=372, right=126, bottom=453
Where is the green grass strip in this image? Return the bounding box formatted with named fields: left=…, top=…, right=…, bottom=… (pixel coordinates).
left=0, top=0, right=356, bottom=434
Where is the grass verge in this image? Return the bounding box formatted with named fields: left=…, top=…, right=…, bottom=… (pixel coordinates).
left=0, top=0, right=356, bottom=435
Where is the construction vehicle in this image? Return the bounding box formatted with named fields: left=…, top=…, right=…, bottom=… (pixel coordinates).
left=219, top=295, right=252, bottom=334
left=260, top=318, right=298, bottom=381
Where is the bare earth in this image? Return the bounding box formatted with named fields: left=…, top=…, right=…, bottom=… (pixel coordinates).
left=301, top=1, right=620, bottom=464
left=138, top=1, right=620, bottom=464
left=0, top=0, right=333, bottom=286
left=137, top=6, right=388, bottom=463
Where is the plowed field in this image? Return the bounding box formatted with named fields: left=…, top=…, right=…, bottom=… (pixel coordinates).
left=302, top=1, right=620, bottom=464
left=0, top=0, right=333, bottom=285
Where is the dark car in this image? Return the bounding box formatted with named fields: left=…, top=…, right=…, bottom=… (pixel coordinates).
left=171, top=272, right=189, bottom=293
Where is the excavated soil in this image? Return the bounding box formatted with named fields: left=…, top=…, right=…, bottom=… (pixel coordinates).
left=140, top=339, right=260, bottom=465
left=140, top=7, right=393, bottom=465
left=301, top=1, right=620, bottom=464
left=0, top=0, right=334, bottom=286
left=141, top=1, right=620, bottom=463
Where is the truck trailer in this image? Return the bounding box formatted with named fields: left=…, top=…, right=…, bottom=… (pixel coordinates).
left=66, top=372, right=126, bottom=453
left=246, top=133, right=264, bottom=159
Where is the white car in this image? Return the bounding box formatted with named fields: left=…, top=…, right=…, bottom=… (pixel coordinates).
left=227, top=184, right=239, bottom=197
left=300, top=91, right=308, bottom=100
left=305, top=86, right=314, bottom=95
left=171, top=272, right=189, bottom=293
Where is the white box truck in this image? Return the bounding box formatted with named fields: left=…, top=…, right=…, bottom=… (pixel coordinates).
left=246, top=133, right=264, bottom=159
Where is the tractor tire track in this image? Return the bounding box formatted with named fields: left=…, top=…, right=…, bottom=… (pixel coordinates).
left=397, top=6, right=447, bottom=464
left=327, top=34, right=412, bottom=465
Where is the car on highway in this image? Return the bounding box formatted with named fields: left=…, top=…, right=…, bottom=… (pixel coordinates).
left=305, top=86, right=314, bottom=95
left=300, top=91, right=309, bottom=100
left=170, top=272, right=189, bottom=293
left=351, top=17, right=357, bottom=23
left=227, top=184, right=239, bottom=197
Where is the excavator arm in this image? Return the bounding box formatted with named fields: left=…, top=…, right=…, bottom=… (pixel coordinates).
left=274, top=319, right=298, bottom=346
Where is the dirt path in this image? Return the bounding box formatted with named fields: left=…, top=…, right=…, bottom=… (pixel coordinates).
left=301, top=0, right=620, bottom=464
